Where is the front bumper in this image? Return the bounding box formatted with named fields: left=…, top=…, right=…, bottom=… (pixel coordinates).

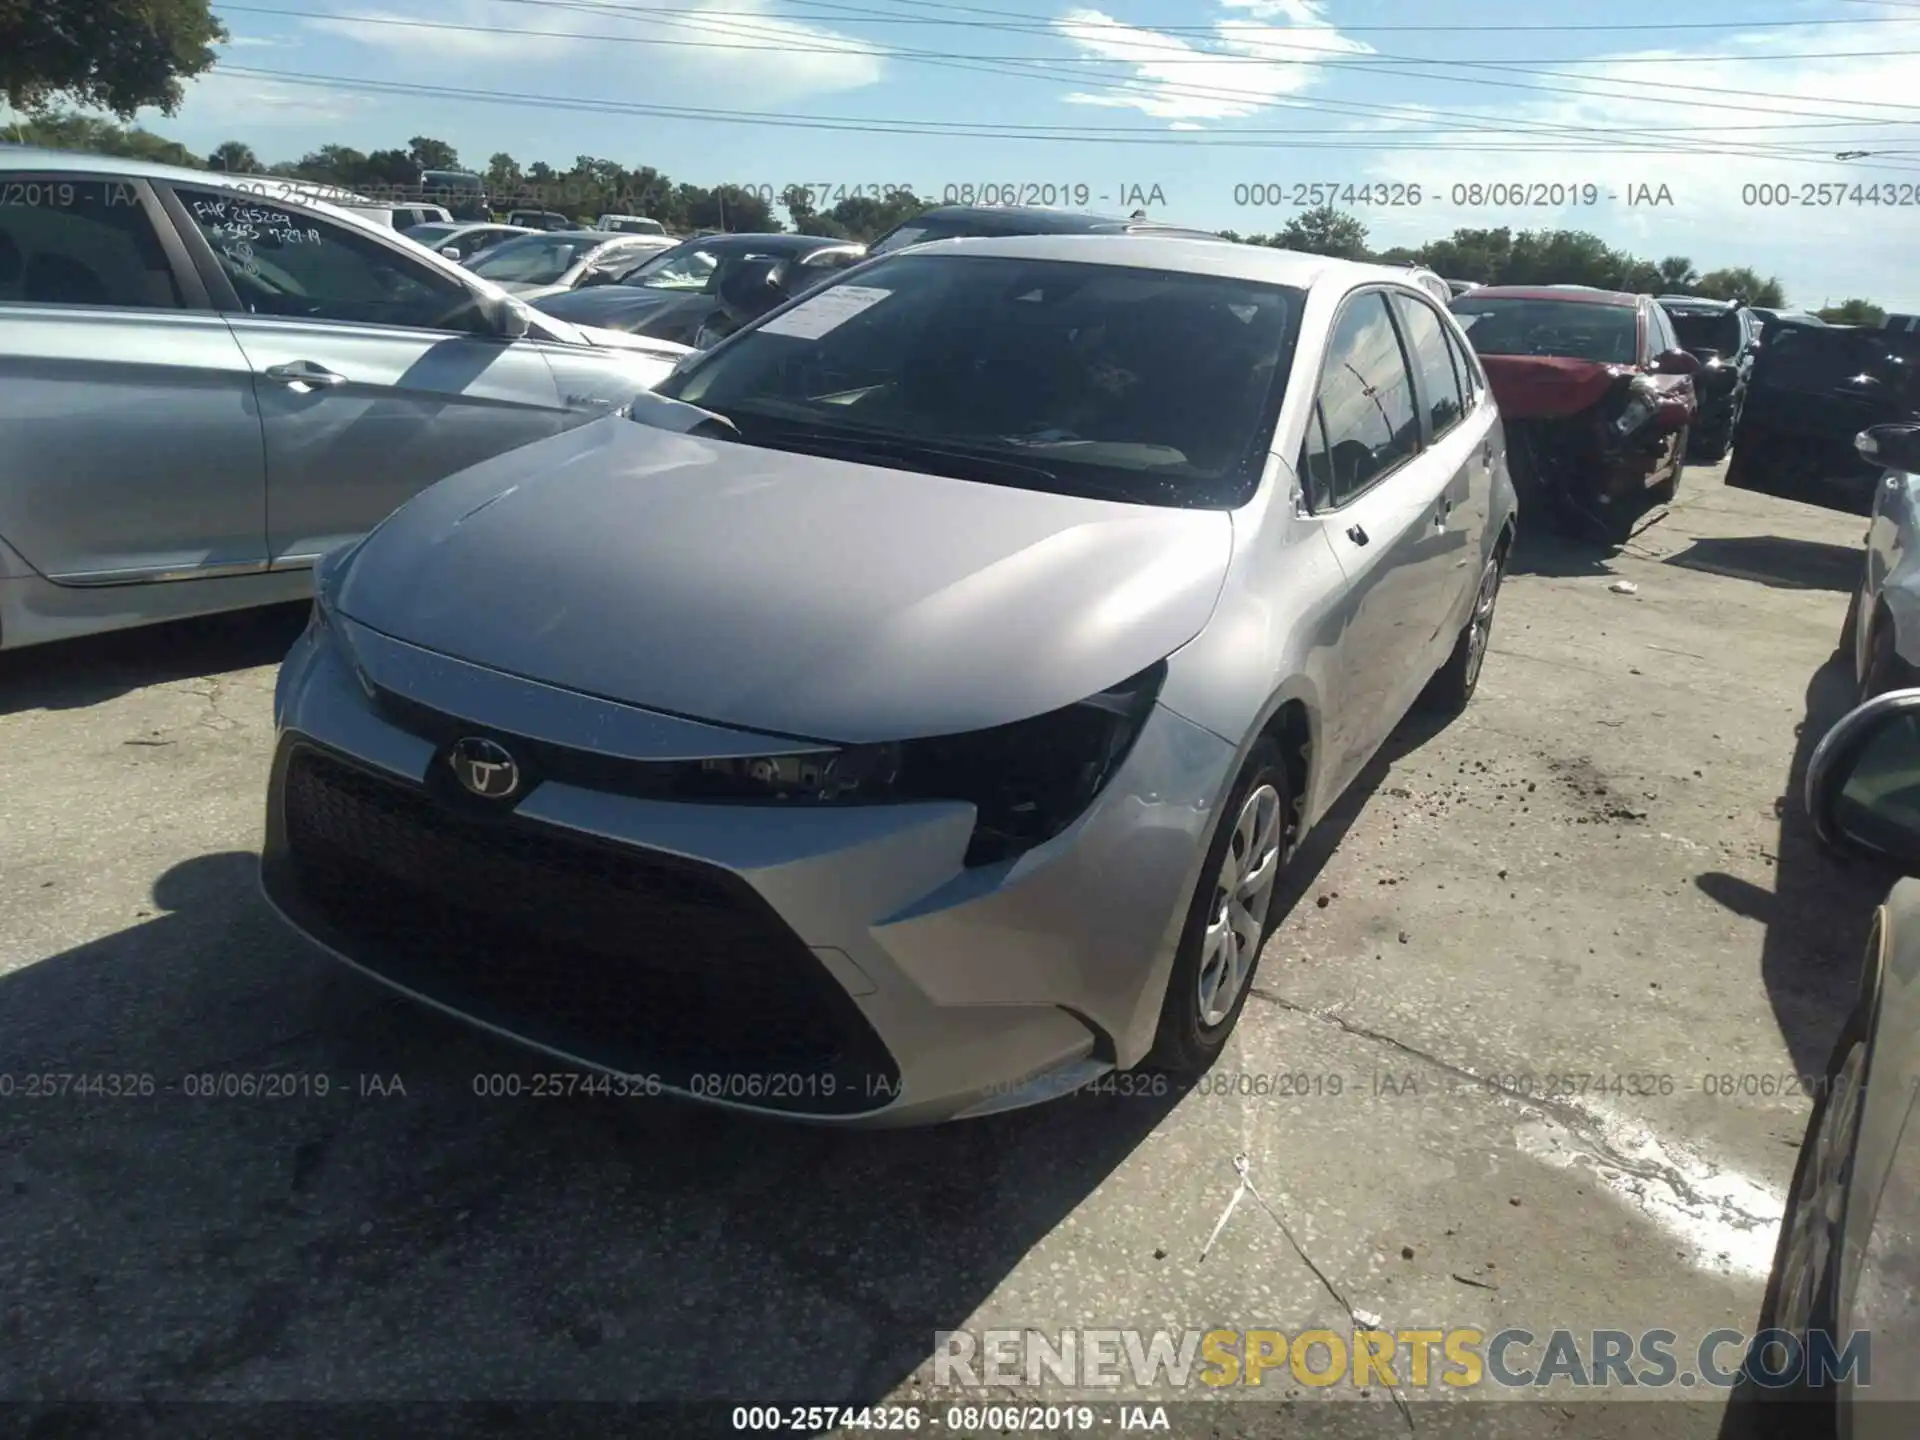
left=263, top=614, right=1239, bottom=1125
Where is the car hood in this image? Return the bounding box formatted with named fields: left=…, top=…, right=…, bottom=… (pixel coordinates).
left=538, top=287, right=695, bottom=330
left=1478, top=355, right=1633, bottom=420
left=563, top=324, right=693, bottom=363
left=333, top=417, right=1233, bottom=743
left=496, top=280, right=573, bottom=300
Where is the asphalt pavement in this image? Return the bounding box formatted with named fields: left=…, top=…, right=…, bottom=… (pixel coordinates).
left=0, top=463, right=1878, bottom=1438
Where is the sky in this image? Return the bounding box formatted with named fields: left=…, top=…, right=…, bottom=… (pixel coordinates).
left=114, top=0, right=1920, bottom=308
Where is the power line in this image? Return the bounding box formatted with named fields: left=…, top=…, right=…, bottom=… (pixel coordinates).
left=221, top=1, right=1920, bottom=31
left=313, top=0, right=1918, bottom=171
left=211, top=63, right=1920, bottom=170
left=215, top=6, right=1920, bottom=68
left=408, top=0, right=1920, bottom=136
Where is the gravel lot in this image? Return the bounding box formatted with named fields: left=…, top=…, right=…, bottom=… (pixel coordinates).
left=0, top=463, right=1879, bottom=1438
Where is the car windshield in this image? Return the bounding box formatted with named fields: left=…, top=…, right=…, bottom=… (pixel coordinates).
left=626, top=245, right=806, bottom=291
left=1667, top=309, right=1743, bottom=356
left=1451, top=297, right=1638, bottom=364
left=655, top=252, right=1303, bottom=508
left=405, top=223, right=457, bottom=245
left=469, top=235, right=598, bottom=284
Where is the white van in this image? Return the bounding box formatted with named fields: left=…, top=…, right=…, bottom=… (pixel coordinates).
left=595, top=214, right=668, bottom=236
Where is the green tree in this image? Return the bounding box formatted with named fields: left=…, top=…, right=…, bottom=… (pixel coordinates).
left=10, top=111, right=199, bottom=166
left=1503, top=229, right=1622, bottom=287
left=1656, top=256, right=1699, bottom=291
left=408, top=136, right=460, bottom=172
left=2, top=0, right=225, bottom=117
left=1817, top=297, right=1886, bottom=326
left=292, top=145, right=368, bottom=185
left=1694, top=266, right=1785, bottom=308
left=1414, top=227, right=1514, bottom=284
left=1274, top=204, right=1370, bottom=259
left=816, top=190, right=930, bottom=241
left=485, top=151, right=522, bottom=196
left=206, top=140, right=259, bottom=174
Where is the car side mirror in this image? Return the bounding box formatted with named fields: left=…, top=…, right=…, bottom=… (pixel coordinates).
left=439, top=246, right=461, bottom=259
left=1807, top=690, right=1920, bottom=871
left=1857, top=422, right=1920, bottom=472
left=471, top=291, right=529, bottom=339
left=1652, top=348, right=1701, bottom=376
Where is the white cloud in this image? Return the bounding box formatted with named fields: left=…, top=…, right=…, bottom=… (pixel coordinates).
left=1051, top=0, right=1369, bottom=124
left=221, top=35, right=296, bottom=49
left=1353, top=17, right=1920, bottom=307
left=309, top=0, right=883, bottom=102
left=177, top=68, right=377, bottom=127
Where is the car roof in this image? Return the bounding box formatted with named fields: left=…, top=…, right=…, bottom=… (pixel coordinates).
left=880, top=233, right=1434, bottom=292
left=671, top=232, right=857, bottom=253
left=899, top=204, right=1219, bottom=237
left=1461, top=284, right=1640, bottom=307
left=1658, top=295, right=1740, bottom=311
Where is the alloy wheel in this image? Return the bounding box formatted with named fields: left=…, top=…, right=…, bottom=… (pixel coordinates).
left=1463, top=560, right=1501, bottom=692
left=1196, top=783, right=1284, bottom=1027
left=1773, top=1040, right=1866, bottom=1344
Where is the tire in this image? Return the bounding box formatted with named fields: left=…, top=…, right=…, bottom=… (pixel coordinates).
left=1858, top=610, right=1920, bottom=700
left=1648, top=430, right=1687, bottom=505
left=1419, top=549, right=1504, bottom=716
left=1749, top=991, right=1872, bottom=1437
left=1689, top=424, right=1732, bottom=464
left=1142, top=737, right=1292, bottom=1077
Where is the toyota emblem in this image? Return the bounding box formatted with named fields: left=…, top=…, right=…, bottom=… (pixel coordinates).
left=448, top=736, right=520, bottom=799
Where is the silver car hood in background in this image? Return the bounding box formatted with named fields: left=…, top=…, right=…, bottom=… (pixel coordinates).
left=334, top=417, right=1233, bottom=743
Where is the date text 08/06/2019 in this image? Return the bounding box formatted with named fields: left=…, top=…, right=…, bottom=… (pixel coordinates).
left=1227, top=181, right=1675, bottom=209
left=728, top=182, right=1170, bottom=210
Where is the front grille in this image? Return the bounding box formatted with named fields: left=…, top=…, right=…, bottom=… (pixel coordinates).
left=272, top=744, right=899, bottom=1113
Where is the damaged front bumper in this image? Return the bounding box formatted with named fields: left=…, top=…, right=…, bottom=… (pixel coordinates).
left=1500, top=371, right=1692, bottom=523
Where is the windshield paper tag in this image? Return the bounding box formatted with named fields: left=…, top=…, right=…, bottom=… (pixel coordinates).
left=758, top=285, right=893, bottom=339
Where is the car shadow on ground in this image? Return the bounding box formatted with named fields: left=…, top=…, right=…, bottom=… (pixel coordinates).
left=1502, top=524, right=1624, bottom=581
left=1661, top=535, right=1862, bottom=594
left=0, top=848, right=1185, bottom=1410
left=1692, top=652, right=1893, bottom=1081
left=0, top=604, right=309, bottom=717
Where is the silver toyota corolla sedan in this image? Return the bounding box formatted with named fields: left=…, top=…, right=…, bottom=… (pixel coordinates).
left=262, top=235, right=1518, bottom=1125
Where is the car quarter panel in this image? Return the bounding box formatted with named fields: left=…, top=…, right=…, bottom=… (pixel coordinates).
left=1842, top=882, right=1920, bottom=1412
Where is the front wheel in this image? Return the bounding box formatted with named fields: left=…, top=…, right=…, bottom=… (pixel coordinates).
left=1142, top=738, right=1291, bottom=1077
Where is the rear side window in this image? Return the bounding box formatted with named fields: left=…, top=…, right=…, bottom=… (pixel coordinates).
left=1392, top=293, right=1466, bottom=439
left=0, top=177, right=182, bottom=310
left=1316, top=291, right=1420, bottom=505
left=173, top=185, right=476, bottom=331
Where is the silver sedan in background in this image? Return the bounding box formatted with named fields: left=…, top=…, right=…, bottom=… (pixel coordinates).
left=0, top=149, right=689, bottom=651
left=263, top=236, right=1518, bottom=1125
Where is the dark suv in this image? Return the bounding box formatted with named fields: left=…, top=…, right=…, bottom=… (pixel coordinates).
left=1658, top=295, right=1760, bottom=462
left=866, top=205, right=1226, bottom=255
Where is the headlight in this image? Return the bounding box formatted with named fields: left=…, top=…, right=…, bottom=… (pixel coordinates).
left=693, top=662, right=1168, bottom=866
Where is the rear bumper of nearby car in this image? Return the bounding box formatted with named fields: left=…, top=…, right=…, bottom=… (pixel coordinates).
left=260, top=613, right=1240, bottom=1126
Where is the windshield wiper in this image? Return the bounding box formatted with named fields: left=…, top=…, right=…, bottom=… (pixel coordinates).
left=740, top=420, right=1064, bottom=487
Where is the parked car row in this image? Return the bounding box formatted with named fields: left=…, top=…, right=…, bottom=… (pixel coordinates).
left=0, top=148, right=691, bottom=651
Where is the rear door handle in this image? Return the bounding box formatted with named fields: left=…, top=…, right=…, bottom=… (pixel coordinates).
left=263, top=361, right=346, bottom=389
left=1346, top=524, right=1369, bottom=546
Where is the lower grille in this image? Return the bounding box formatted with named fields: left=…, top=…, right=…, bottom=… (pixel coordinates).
left=271, top=744, right=900, bottom=1114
